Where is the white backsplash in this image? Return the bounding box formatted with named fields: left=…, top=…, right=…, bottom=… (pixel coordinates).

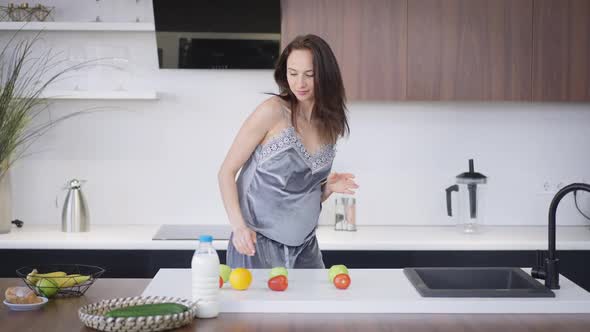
left=2, top=2, right=589, bottom=228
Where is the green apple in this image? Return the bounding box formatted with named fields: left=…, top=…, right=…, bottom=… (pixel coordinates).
left=219, top=264, right=232, bottom=283
left=269, top=267, right=288, bottom=279
left=328, top=265, right=349, bottom=282
left=36, top=278, right=59, bottom=298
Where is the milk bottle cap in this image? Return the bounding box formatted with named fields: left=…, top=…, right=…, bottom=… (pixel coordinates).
left=199, top=235, right=213, bottom=243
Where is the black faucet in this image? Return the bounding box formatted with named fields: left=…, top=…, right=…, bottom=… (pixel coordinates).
left=531, top=183, right=590, bottom=289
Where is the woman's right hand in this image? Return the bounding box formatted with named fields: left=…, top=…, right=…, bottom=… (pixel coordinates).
left=232, top=225, right=257, bottom=256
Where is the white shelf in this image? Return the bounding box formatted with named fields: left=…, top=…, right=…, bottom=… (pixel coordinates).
left=0, top=21, right=154, bottom=31
left=38, top=90, right=158, bottom=100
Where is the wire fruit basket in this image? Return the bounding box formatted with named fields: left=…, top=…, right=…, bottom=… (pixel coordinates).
left=16, top=264, right=105, bottom=298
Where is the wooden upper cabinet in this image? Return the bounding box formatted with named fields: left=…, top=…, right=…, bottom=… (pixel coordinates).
left=407, top=0, right=533, bottom=101
left=533, top=0, right=590, bottom=101
left=281, top=0, right=407, bottom=100
left=281, top=0, right=589, bottom=102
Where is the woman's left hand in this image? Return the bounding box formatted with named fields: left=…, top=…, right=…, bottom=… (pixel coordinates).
left=326, top=172, right=359, bottom=195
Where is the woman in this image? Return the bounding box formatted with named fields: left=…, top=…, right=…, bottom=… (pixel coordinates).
left=218, top=34, right=359, bottom=269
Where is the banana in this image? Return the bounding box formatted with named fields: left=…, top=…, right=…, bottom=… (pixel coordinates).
left=26, top=269, right=88, bottom=288
left=72, top=275, right=90, bottom=285
left=37, top=271, right=67, bottom=277
left=53, top=274, right=90, bottom=288
left=26, top=270, right=68, bottom=285
left=26, top=269, right=39, bottom=284
left=54, top=276, right=77, bottom=288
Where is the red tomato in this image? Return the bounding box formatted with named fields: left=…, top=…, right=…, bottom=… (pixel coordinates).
left=268, top=275, right=288, bottom=291
left=333, top=273, right=351, bottom=289
left=219, top=276, right=223, bottom=288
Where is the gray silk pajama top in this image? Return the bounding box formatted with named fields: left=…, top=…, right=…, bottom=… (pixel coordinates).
left=235, top=125, right=336, bottom=247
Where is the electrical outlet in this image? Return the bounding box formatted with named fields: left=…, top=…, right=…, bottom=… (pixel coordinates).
left=543, top=181, right=551, bottom=192
left=538, top=180, right=590, bottom=195
left=539, top=181, right=557, bottom=195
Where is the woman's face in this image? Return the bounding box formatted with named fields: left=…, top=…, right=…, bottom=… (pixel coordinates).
left=286, top=49, right=315, bottom=103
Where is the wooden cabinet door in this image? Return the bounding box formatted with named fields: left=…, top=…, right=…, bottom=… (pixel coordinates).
left=281, top=0, right=407, bottom=100
left=533, top=0, right=590, bottom=101
left=407, top=0, right=533, bottom=100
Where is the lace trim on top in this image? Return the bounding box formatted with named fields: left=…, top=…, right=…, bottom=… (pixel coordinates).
left=259, top=126, right=335, bottom=172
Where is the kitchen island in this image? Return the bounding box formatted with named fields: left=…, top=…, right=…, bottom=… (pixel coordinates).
left=1, top=278, right=590, bottom=331
left=143, top=268, right=590, bottom=314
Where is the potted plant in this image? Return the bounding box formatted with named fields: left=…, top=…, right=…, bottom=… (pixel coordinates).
left=0, top=31, right=92, bottom=233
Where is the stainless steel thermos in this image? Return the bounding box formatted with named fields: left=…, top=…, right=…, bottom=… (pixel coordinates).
left=61, top=179, right=90, bottom=232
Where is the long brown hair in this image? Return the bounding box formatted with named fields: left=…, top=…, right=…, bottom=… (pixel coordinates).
left=274, top=34, right=349, bottom=144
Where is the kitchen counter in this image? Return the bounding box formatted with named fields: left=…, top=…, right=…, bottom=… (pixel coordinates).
left=2, top=278, right=589, bottom=332
left=1, top=224, right=590, bottom=250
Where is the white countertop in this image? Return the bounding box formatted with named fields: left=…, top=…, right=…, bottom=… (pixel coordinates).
left=1, top=224, right=590, bottom=250
left=142, top=268, right=590, bottom=313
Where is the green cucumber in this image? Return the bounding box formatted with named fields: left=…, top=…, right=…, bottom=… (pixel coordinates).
left=105, top=303, right=189, bottom=318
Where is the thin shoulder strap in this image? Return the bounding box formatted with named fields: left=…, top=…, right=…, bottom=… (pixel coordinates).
left=278, top=102, right=293, bottom=125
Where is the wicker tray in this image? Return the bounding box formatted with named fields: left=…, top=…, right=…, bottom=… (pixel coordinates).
left=79, top=296, right=198, bottom=332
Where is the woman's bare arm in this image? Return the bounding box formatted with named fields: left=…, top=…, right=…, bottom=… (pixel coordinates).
left=218, top=97, right=284, bottom=256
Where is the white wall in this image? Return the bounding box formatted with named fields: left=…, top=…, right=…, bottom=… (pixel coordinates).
left=3, top=1, right=590, bottom=228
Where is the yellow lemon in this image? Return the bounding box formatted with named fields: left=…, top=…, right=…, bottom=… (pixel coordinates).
left=229, top=268, right=252, bottom=290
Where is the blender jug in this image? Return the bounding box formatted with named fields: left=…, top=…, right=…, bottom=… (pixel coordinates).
left=446, top=159, right=487, bottom=233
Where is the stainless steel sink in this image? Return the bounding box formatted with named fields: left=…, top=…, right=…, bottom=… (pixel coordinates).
left=403, top=267, right=555, bottom=298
